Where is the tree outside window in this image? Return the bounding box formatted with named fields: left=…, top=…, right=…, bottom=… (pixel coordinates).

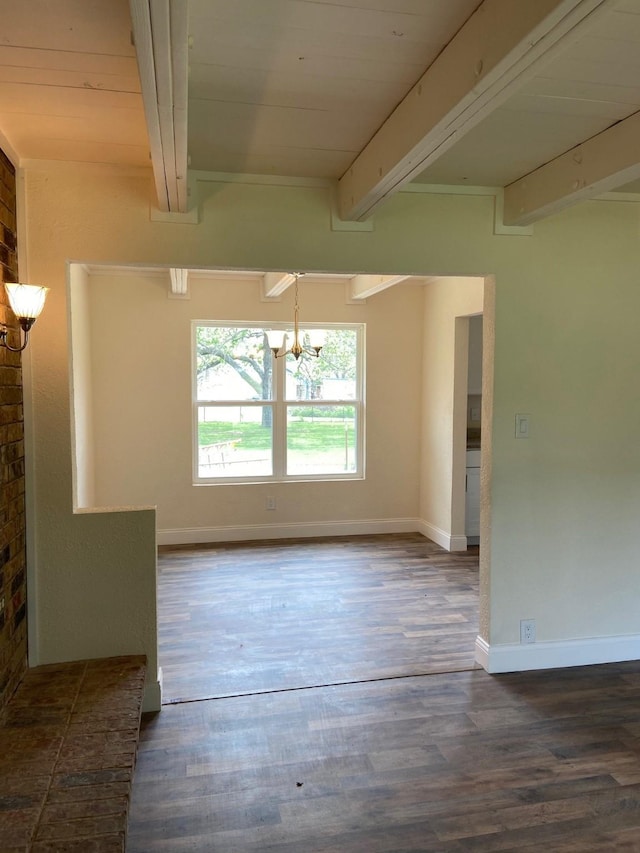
left=193, top=323, right=364, bottom=482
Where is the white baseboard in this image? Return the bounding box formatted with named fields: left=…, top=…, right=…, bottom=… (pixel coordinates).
left=416, top=520, right=467, bottom=552
left=157, top=518, right=421, bottom=546
left=142, top=666, right=162, bottom=712
left=475, top=634, right=640, bottom=674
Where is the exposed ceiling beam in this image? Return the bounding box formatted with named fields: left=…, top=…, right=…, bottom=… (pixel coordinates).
left=337, top=0, right=616, bottom=222
left=263, top=272, right=297, bottom=299
left=130, top=0, right=189, bottom=212
left=503, top=110, right=640, bottom=226
left=350, top=274, right=410, bottom=301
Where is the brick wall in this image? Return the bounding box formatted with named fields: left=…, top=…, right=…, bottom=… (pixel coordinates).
left=0, top=147, right=27, bottom=711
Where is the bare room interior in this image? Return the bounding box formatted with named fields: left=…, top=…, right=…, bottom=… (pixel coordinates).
left=68, top=263, right=486, bottom=702
left=3, top=1, right=640, bottom=850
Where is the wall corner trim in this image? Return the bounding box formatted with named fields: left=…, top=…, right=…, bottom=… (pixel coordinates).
left=417, top=520, right=467, bottom=552
left=143, top=666, right=163, bottom=712
left=475, top=634, right=640, bottom=674
left=150, top=206, right=199, bottom=224
left=475, top=636, right=490, bottom=670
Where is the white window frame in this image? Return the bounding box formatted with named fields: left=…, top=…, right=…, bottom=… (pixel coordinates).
left=192, top=320, right=365, bottom=484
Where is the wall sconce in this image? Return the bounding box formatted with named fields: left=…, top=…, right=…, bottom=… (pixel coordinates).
left=266, top=274, right=325, bottom=360
left=1, top=283, right=49, bottom=352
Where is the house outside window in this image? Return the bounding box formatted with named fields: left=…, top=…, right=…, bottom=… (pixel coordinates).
left=193, top=322, right=365, bottom=483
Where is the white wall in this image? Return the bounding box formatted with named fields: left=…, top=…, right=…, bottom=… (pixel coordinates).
left=468, top=314, right=483, bottom=396
left=68, top=263, right=95, bottom=508
left=81, top=270, right=424, bottom=539
left=488, top=207, right=640, bottom=651
left=21, top=162, right=640, bottom=693
left=419, top=278, right=484, bottom=549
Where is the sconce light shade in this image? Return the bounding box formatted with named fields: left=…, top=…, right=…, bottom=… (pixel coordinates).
left=1, top=282, right=49, bottom=352
left=5, top=283, right=49, bottom=322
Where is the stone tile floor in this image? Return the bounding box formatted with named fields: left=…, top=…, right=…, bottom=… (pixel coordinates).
left=0, top=655, right=146, bottom=852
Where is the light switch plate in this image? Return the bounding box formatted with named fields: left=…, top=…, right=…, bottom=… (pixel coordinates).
left=515, top=413, right=530, bottom=438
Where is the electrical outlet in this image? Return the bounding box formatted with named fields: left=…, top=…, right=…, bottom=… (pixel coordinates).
left=520, top=619, right=536, bottom=644
left=266, top=496, right=276, bottom=511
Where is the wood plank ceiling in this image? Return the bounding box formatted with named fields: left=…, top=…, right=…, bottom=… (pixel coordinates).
left=1, top=0, right=640, bottom=227
left=0, top=0, right=148, bottom=167
left=187, top=0, right=482, bottom=178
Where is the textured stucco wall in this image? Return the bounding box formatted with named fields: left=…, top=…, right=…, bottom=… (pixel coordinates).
left=82, top=270, right=423, bottom=534
left=21, top=161, right=640, bottom=675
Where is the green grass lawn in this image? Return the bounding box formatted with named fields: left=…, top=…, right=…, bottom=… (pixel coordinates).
left=199, top=419, right=355, bottom=452
left=200, top=421, right=271, bottom=450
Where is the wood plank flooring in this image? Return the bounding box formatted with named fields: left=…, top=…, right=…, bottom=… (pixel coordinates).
left=158, top=534, right=480, bottom=703
left=128, top=661, right=640, bottom=852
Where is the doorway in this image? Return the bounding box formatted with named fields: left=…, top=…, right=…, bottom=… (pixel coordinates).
left=464, top=314, right=483, bottom=546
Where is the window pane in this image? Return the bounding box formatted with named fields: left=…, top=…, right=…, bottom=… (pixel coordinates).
left=286, top=405, right=357, bottom=476
left=196, top=327, right=272, bottom=401
left=285, top=328, right=357, bottom=401
left=198, top=406, right=272, bottom=478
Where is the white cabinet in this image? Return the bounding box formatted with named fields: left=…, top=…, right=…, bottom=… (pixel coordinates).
left=465, top=450, right=481, bottom=539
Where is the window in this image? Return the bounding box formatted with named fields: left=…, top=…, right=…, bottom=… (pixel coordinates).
left=193, top=322, right=364, bottom=482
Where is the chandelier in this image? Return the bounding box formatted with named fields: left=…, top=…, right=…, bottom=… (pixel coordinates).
left=266, top=274, right=325, bottom=360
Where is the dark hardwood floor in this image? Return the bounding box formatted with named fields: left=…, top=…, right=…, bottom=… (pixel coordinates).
left=157, top=533, right=480, bottom=703
left=129, top=535, right=640, bottom=850
left=129, top=661, right=640, bottom=852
